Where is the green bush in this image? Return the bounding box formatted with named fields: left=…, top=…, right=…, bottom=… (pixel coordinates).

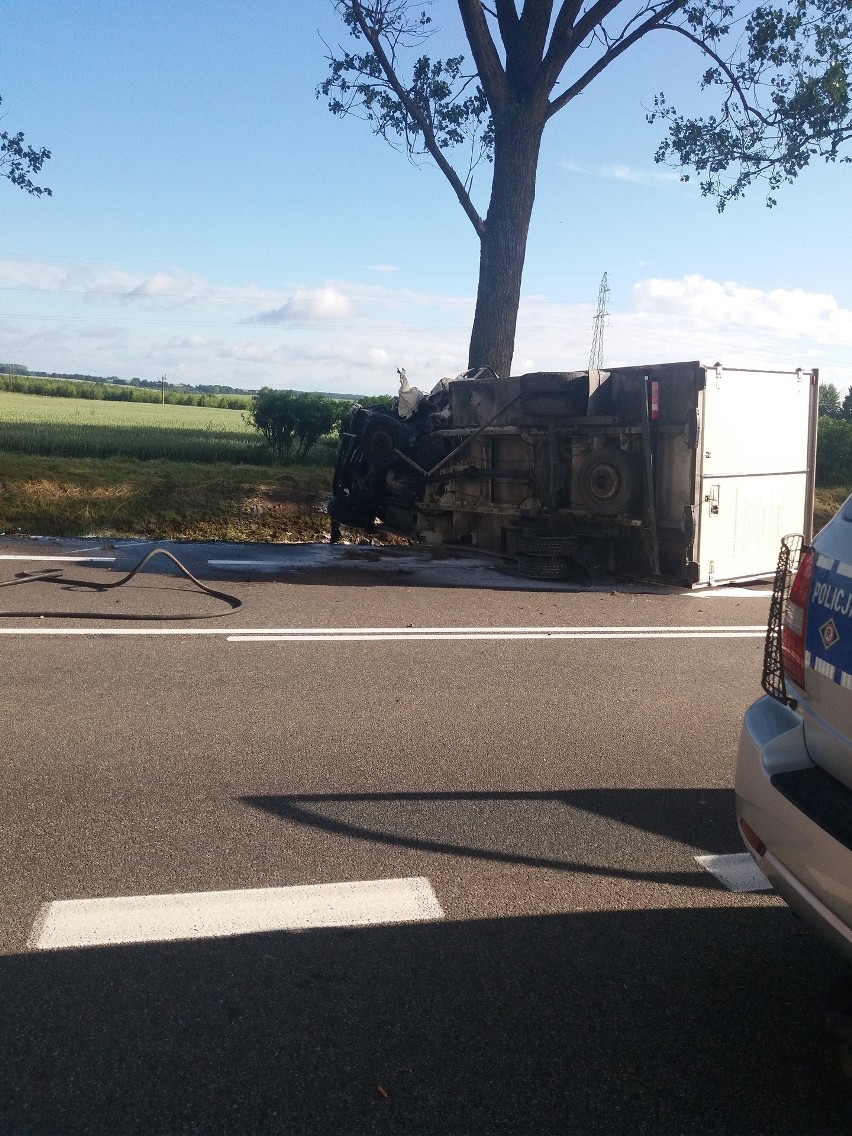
left=817, top=417, right=852, bottom=486
left=246, top=389, right=350, bottom=463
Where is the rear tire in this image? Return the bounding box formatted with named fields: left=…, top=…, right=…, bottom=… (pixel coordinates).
left=517, top=553, right=573, bottom=580
left=518, top=533, right=578, bottom=558
left=576, top=448, right=634, bottom=516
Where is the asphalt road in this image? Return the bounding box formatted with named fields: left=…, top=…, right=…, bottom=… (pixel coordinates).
left=1, top=538, right=851, bottom=1134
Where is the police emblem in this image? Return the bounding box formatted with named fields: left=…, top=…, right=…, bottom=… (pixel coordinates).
left=820, top=618, right=840, bottom=651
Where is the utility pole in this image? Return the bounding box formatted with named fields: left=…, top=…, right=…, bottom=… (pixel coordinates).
left=589, top=272, right=610, bottom=371
left=161, top=374, right=166, bottom=405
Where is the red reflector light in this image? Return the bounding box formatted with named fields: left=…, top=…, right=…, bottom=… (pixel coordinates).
left=782, top=546, right=815, bottom=690
left=739, top=818, right=766, bottom=857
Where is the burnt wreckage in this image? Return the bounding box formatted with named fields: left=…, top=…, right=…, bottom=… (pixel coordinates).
left=328, top=361, right=818, bottom=587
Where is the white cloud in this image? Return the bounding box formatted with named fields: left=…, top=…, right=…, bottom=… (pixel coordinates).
left=3, top=260, right=851, bottom=397
left=0, top=258, right=286, bottom=313
left=559, top=160, right=682, bottom=186
left=245, top=285, right=353, bottom=326
left=632, top=274, right=852, bottom=346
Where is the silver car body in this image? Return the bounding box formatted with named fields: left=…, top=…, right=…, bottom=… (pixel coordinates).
left=736, top=495, right=852, bottom=961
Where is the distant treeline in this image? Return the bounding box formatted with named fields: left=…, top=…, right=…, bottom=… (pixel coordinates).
left=0, top=364, right=389, bottom=408
left=0, top=372, right=253, bottom=410
left=0, top=362, right=257, bottom=396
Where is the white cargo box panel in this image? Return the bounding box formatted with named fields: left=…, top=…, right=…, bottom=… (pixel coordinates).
left=694, top=366, right=817, bottom=586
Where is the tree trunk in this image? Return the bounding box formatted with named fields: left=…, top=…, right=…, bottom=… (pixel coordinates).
left=467, top=102, right=547, bottom=378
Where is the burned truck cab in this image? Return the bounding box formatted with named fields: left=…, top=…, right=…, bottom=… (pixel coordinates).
left=329, top=361, right=817, bottom=587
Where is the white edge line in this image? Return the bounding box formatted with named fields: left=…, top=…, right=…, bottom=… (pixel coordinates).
left=228, top=630, right=767, bottom=642
left=0, top=624, right=768, bottom=637
left=0, top=555, right=116, bottom=562
left=29, top=877, right=445, bottom=950
left=695, top=853, right=773, bottom=892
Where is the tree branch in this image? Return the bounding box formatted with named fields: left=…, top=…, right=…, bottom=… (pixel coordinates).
left=657, top=22, right=774, bottom=127
left=507, top=0, right=555, bottom=99
left=457, top=0, right=509, bottom=113
left=495, top=0, right=522, bottom=44
left=350, top=0, right=485, bottom=236
left=519, top=0, right=554, bottom=60
left=570, top=0, right=632, bottom=55
left=547, top=0, right=684, bottom=118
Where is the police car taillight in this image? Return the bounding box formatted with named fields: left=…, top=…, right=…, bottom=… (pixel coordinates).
left=782, top=547, right=816, bottom=690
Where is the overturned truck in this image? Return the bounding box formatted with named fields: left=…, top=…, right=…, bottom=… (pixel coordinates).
left=329, top=361, right=819, bottom=587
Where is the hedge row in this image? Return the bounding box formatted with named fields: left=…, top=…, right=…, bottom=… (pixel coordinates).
left=817, top=417, right=852, bottom=487
left=0, top=373, right=251, bottom=410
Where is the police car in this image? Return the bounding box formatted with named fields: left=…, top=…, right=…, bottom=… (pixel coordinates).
left=736, top=495, right=852, bottom=962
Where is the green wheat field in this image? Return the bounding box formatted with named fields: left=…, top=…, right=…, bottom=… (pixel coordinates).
left=0, top=390, right=265, bottom=464
left=0, top=391, right=335, bottom=540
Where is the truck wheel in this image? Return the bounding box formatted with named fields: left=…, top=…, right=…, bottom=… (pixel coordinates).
left=577, top=448, right=634, bottom=516
left=518, top=533, right=578, bottom=558
left=362, top=417, right=405, bottom=469
left=517, top=554, right=573, bottom=580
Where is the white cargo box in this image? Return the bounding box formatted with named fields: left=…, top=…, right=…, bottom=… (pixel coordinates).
left=692, top=365, right=817, bottom=585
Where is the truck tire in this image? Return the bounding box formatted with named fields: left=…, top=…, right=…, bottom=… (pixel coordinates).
left=362, top=417, right=406, bottom=469
left=576, top=448, right=634, bottom=516
left=518, top=533, right=579, bottom=558
left=517, top=553, right=573, bottom=580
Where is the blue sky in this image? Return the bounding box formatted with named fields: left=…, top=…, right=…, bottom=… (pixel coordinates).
left=1, top=0, right=851, bottom=396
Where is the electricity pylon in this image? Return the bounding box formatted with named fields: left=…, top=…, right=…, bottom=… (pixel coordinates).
left=589, top=272, right=610, bottom=371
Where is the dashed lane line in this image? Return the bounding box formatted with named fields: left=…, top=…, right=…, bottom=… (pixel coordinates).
left=0, top=554, right=116, bottom=562
left=695, top=853, right=773, bottom=893
left=28, top=877, right=445, bottom=950
left=683, top=588, right=773, bottom=598
left=207, top=559, right=283, bottom=567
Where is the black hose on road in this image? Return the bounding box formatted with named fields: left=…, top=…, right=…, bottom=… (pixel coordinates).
left=0, top=547, right=243, bottom=620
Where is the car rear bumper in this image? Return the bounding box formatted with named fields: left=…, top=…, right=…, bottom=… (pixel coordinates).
left=735, top=695, right=852, bottom=964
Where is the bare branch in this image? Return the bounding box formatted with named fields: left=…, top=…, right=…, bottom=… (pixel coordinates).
left=547, top=0, right=684, bottom=117
left=457, top=0, right=509, bottom=112
left=348, top=0, right=485, bottom=235
left=542, top=0, right=589, bottom=85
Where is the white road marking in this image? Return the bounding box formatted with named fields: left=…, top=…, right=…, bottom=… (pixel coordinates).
left=230, top=627, right=766, bottom=643
left=0, top=623, right=767, bottom=638
left=28, top=877, right=444, bottom=950
left=207, top=559, right=283, bottom=567
left=683, top=588, right=772, bottom=598
left=694, top=853, right=773, bottom=893
left=0, top=555, right=115, bottom=562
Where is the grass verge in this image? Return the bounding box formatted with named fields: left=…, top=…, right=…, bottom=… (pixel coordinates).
left=814, top=486, right=851, bottom=532
left=0, top=454, right=335, bottom=542
left=2, top=452, right=847, bottom=547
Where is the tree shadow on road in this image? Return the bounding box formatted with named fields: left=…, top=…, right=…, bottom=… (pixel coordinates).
left=1, top=905, right=850, bottom=1134
left=242, top=787, right=742, bottom=889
